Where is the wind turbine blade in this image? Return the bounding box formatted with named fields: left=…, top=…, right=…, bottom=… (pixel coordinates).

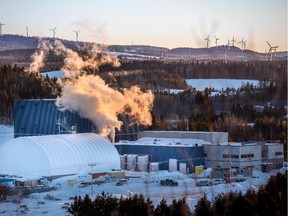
left=266, top=41, right=272, bottom=47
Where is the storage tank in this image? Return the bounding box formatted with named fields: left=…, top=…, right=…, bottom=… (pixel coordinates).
left=120, top=155, right=126, bottom=170
left=149, top=162, right=159, bottom=172
left=179, top=163, right=187, bottom=174
left=137, top=155, right=149, bottom=172
left=169, top=159, right=177, bottom=172
left=126, top=154, right=137, bottom=170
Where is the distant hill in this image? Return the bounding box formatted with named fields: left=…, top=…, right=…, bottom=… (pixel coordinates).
left=0, top=34, right=287, bottom=64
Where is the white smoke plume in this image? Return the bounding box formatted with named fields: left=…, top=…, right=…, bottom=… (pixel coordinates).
left=28, top=39, right=120, bottom=76
left=56, top=75, right=154, bottom=141
left=28, top=39, right=52, bottom=73
left=29, top=39, right=154, bottom=140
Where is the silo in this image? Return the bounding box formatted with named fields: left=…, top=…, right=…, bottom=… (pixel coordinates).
left=120, top=154, right=126, bottom=170
left=126, top=154, right=137, bottom=170
left=149, top=162, right=159, bottom=172
left=137, top=155, right=149, bottom=172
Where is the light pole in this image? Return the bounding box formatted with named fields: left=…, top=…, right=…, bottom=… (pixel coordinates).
left=88, top=163, right=96, bottom=196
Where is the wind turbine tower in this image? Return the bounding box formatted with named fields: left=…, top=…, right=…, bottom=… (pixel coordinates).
left=231, top=37, right=236, bottom=47
left=239, top=38, right=247, bottom=51
left=204, top=35, right=210, bottom=48
left=227, top=39, right=232, bottom=50
left=49, top=26, right=57, bottom=38
left=26, top=26, right=29, bottom=37
left=243, top=40, right=247, bottom=50
left=0, top=23, right=5, bottom=35
left=73, top=30, right=80, bottom=42
left=266, top=41, right=278, bottom=61
left=215, top=36, right=220, bottom=48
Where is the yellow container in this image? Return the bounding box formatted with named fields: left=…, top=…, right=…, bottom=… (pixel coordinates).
left=195, top=165, right=204, bottom=174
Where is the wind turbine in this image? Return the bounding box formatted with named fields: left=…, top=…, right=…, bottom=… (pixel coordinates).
left=215, top=36, right=220, bottom=48
left=227, top=39, right=232, bottom=50
left=204, top=35, right=210, bottom=48
left=239, top=38, right=247, bottom=51
left=49, top=26, right=57, bottom=38
left=73, top=29, right=80, bottom=42
left=0, top=23, right=5, bottom=35
left=26, top=26, right=29, bottom=37
left=231, top=37, right=236, bottom=47
left=243, top=40, right=247, bottom=50
left=266, top=41, right=278, bottom=61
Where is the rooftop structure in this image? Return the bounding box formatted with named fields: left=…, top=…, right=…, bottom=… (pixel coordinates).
left=137, top=131, right=228, bottom=144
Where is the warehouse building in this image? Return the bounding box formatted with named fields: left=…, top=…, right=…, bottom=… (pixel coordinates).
left=261, top=143, right=284, bottom=172
left=203, top=142, right=262, bottom=176
left=13, top=99, right=139, bottom=141
left=115, top=137, right=209, bottom=174
left=0, top=133, right=120, bottom=176
left=14, top=99, right=93, bottom=138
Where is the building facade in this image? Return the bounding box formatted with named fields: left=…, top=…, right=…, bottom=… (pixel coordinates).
left=261, top=143, right=284, bottom=172
left=203, top=142, right=262, bottom=174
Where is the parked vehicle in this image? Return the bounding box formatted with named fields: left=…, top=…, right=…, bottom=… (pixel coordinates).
left=160, top=179, right=178, bottom=186
left=211, top=178, right=225, bottom=185
left=196, top=180, right=212, bottom=187
left=116, top=179, right=127, bottom=186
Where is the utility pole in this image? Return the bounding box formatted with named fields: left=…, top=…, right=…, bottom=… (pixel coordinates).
left=88, top=163, right=96, bottom=196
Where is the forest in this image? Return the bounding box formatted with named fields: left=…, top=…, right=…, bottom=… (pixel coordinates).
left=0, top=59, right=287, bottom=146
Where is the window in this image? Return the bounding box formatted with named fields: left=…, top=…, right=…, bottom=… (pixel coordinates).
left=231, top=155, right=239, bottom=159
left=223, top=154, right=229, bottom=158
left=275, top=152, right=283, bottom=156
left=241, top=154, right=254, bottom=158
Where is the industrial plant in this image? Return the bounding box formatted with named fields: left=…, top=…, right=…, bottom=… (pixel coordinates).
left=0, top=99, right=284, bottom=184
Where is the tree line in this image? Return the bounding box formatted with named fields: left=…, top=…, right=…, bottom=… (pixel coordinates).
left=0, top=64, right=57, bottom=123
left=99, top=59, right=287, bottom=81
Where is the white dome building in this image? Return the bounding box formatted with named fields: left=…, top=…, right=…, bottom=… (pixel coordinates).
left=0, top=133, right=120, bottom=176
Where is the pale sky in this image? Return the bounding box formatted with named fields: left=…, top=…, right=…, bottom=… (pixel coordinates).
left=1, top=0, right=287, bottom=52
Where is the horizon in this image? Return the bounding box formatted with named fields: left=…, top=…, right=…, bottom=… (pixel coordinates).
left=0, top=0, right=287, bottom=52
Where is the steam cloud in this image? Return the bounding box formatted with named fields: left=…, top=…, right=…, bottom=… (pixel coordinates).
left=29, top=39, right=154, bottom=141
left=56, top=76, right=154, bottom=140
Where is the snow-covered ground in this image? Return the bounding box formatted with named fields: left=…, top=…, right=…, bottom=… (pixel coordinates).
left=0, top=166, right=285, bottom=215
left=186, top=79, right=260, bottom=91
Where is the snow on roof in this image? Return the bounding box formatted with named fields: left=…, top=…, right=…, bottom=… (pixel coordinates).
left=204, top=142, right=259, bottom=146
left=0, top=133, right=120, bottom=177
left=116, top=137, right=210, bottom=147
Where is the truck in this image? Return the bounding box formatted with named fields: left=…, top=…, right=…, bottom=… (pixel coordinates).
left=160, top=179, right=178, bottom=186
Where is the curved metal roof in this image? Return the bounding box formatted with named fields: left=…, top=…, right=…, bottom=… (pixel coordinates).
left=0, top=133, right=120, bottom=176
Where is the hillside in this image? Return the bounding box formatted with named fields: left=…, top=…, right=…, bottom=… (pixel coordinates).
left=0, top=35, right=287, bottom=65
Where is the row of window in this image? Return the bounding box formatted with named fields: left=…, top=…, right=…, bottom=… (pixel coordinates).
left=223, top=154, right=254, bottom=159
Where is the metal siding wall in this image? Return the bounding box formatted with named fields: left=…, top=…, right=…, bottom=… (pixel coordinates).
left=14, top=100, right=93, bottom=138
left=115, top=145, right=205, bottom=172
left=115, top=115, right=139, bottom=142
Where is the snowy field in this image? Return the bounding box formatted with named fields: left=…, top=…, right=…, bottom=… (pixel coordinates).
left=186, top=79, right=260, bottom=91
